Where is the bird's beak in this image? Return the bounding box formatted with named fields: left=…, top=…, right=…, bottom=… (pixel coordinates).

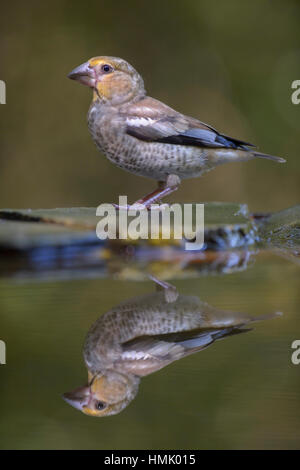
left=68, top=61, right=96, bottom=88
left=62, top=384, right=91, bottom=411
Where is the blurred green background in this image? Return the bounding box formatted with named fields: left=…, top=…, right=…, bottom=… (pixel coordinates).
left=0, top=0, right=299, bottom=211
left=1, top=0, right=300, bottom=450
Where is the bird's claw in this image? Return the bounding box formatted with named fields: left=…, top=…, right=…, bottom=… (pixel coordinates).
left=113, top=203, right=169, bottom=212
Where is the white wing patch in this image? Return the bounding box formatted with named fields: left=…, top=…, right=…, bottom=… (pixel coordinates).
left=126, top=117, right=156, bottom=127
left=122, top=351, right=152, bottom=361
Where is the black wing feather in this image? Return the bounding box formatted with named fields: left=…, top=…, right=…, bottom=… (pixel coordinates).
left=156, top=130, right=255, bottom=150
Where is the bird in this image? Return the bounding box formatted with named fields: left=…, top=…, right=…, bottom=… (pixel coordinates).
left=63, top=279, right=280, bottom=417
left=68, top=56, right=286, bottom=209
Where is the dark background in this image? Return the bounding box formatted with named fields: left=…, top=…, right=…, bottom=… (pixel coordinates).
left=0, top=0, right=299, bottom=211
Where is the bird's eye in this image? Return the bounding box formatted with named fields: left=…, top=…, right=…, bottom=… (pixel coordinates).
left=101, top=64, right=113, bottom=74
left=95, top=401, right=107, bottom=411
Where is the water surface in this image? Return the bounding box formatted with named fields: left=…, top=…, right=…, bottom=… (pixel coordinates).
left=0, top=250, right=299, bottom=449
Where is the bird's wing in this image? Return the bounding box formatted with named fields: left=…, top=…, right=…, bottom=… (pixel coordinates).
left=116, top=327, right=250, bottom=376
left=123, top=97, right=255, bottom=150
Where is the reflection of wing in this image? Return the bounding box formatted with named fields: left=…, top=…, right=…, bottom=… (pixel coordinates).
left=117, top=326, right=251, bottom=376
left=124, top=97, right=255, bottom=150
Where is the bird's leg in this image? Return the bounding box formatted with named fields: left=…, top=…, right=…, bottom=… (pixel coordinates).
left=134, top=180, right=170, bottom=207
left=149, top=181, right=165, bottom=206
left=148, top=274, right=178, bottom=303
left=114, top=175, right=181, bottom=210
left=137, top=175, right=181, bottom=208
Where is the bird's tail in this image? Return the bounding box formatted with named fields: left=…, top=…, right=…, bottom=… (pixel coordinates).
left=253, top=151, right=286, bottom=163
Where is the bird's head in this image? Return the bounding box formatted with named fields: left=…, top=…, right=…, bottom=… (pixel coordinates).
left=68, top=56, right=145, bottom=105
left=63, top=370, right=140, bottom=417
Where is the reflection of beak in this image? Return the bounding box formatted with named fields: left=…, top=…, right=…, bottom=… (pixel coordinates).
left=62, top=385, right=91, bottom=411
left=67, top=62, right=96, bottom=87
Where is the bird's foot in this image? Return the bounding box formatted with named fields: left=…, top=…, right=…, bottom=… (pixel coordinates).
left=113, top=203, right=169, bottom=212
left=113, top=203, right=144, bottom=211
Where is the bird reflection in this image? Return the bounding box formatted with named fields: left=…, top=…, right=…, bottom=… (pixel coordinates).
left=63, top=279, right=280, bottom=417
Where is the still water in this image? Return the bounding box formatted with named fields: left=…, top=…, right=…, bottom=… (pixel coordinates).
left=0, top=250, right=299, bottom=449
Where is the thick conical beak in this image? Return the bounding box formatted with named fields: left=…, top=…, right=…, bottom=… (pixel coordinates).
left=68, top=61, right=96, bottom=87
left=62, top=385, right=91, bottom=411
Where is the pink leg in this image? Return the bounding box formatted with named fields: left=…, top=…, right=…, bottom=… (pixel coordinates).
left=114, top=176, right=180, bottom=210
left=148, top=274, right=179, bottom=303
left=134, top=185, right=177, bottom=207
